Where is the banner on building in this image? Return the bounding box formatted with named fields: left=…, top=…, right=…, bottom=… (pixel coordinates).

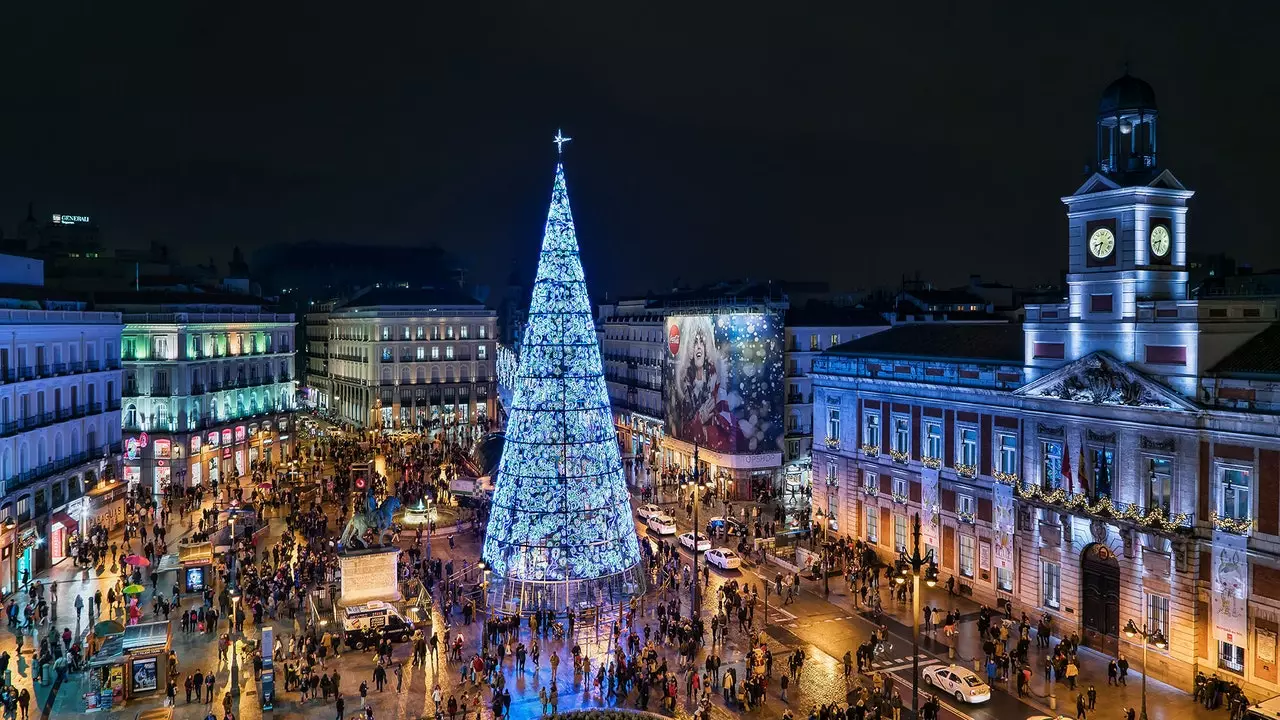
left=1212, top=532, right=1249, bottom=644
left=992, top=481, right=1016, bottom=572
left=921, top=467, right=940, bottom=552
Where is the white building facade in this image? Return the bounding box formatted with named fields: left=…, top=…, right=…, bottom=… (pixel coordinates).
left=0, top=306, right=123, bottom=592
left=811, top=75, right=1280, bottom=697
left=319, top=289, right=498, bottom=433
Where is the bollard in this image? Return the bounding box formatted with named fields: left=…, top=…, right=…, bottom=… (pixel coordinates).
left=1049, top=694, right=1057, bottom=711
left=948, top=645, right=955, bottom=660
left=973, top=658, right=981, bottom=673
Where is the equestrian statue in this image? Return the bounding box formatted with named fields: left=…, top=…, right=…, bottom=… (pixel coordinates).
left=339, top=488, right=402, bottom=549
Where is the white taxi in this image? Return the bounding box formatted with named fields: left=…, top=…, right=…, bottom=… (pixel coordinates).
left=678, top=532, right=712, bottom=553
left=646, top=513, right=678, bottom=535
left=705, top=548, right=742, bottom=570
left=921, top=664, right=991, bottom=703
left=636, top=504, right=663, bottom=520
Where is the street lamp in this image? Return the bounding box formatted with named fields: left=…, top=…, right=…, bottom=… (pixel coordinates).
left=1123, top=619, right=1168, bottom=720
left=229, top=586, right=242, bottom=696
left=894, top=513, right=939, bottom=719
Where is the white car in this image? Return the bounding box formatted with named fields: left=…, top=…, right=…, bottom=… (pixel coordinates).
left=922, top=664, right=991, bottom=703
left=678, top=532, right=712, bottom=553
left=705, top=548, right=742, bottom=570
left=636, top=504, right=663, bottom=520
left=647, top=514, right=678, bottom=535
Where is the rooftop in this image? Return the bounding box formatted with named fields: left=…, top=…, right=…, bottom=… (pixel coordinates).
left=825, top=322, right=1024, bottom=364
left=784, top=303, right=890, bottom=328
left=339, top=286, right=486, bottom=310
left=1210, top=323, right=1280, bottom=377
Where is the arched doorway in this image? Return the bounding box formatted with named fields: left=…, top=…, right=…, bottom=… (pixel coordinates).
left=1081, top=543, right=1121, bottom=654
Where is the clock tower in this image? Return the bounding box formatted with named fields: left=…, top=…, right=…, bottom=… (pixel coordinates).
left=1025, top=74, right=1204, bottom=395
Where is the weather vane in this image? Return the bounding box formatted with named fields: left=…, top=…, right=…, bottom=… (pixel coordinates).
left=553, top=129, right=572, bottom=154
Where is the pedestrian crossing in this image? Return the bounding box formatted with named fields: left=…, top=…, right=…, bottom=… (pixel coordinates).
left=783, top=615, right=858, bottom=629
left=865, top=653, right=946, bottom=674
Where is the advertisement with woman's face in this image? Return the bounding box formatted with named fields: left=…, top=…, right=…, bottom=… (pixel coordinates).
left=663, top=313, right=783, bottom=455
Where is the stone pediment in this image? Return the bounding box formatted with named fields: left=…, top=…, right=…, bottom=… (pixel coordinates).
left=1014, top=352, right=1196, bottom=411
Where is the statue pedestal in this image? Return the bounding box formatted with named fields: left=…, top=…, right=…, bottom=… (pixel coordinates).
left=338, top=547, right=402, bottom=604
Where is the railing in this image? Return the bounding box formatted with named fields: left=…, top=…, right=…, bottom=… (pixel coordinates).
left=106, top=358, right=121, bottom=370
left=37, top=364, right=51, bottom=377
left=18, top=366, right=34, bottom=381
left=191, top=384, right=205, bottom=395
left=107, top=399, right=121, bottom=411
left=52, top=363, right=66, bottom=375
left=69, top=361, right=83, bottom=373
left=86, top=359, right=100, bottom=372
left=153, top=386, right=173, bottom=397
left=786, top=394, right=809, bottom=404
left=4, top=450, right=99, bottom=493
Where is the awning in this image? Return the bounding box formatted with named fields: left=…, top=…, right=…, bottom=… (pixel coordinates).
left=51, top=511, right=78, bottom=532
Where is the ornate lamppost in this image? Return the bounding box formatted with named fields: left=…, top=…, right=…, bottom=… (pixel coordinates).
left=1123, top=619, right=1168, bottom=720
left=895, top=513, right=939, bottom=719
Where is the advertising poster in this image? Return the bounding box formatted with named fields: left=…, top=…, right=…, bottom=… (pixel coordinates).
left=663, top=313, right=784, bottom=454
left=992, top=482, right=1016, bottom=571
left=920, top=467, right=940, bottom=552
left=1212, top=532, right=1249, bottom=643
left=131, top=657, right=158, bottom=693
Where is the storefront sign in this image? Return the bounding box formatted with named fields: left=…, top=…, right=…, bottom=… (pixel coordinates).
left=222, top=429, right=233, bottom=445
left=235, top=426, right=247, bottom=443
left=153, top=438, right=171, bottom=458
left=52, top=214, right=91, bottom=224
left=992, top=482, right=1015, bottom=571
left=191, top=435, right=202, bottom=453
left=1212, top=531, right=1249, bottom=643
left=207, top=431, right=219, bottom=447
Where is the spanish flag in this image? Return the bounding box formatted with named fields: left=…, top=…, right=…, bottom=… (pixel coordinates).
left=1078, top=447, right=1090, bottom=496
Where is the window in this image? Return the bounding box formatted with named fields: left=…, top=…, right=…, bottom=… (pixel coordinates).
left=786, top=439, right=800, bottom=458
left=830, top=333, right=841, bottom=347
left=894, top=514, right=908, bottom=552
left=431, top=346, right=440, bottom=360
left=416, top=346, right=426, bottom=361
left=864, top=471, right=878, bottom=491
left=957, top=493, right=975, bottom=515
left=431, top=326, right=440, bottom=341
left=960, top=428, right=978, bottom=467
left=996, top=567, right=1014, bottom=593
left=1091, top=447, right=1115, bottom=498
left=864, top=413, right=880, bottom=447
left=1220, top=467, right=1251, bottom=521
left=446, top=326, right=455, bottom=340
left=827, top=494, right=838, bottom=530
left=999, top=434, right=1018, bottom=475
left=153, top=336, right=170, bottom=359
left=826, top=460, right=838, bottom=487
left=401, top=327, right=410, bottom=340
left=381, top=326, right=390, bottom=340
left=1147, top=594, right=1170, bottom=642
left=893, top=476, right=908, bottom=498
left=893, top=417, right=909, bottom=454
left=1042, top=441, right=1063, bottom=490
left=478, top=345, right=487, bottom=361
left=865, top=505, right=878, bottom=543
left=1042, top=561, right=1061, bottom=608
left=416, top=326, right=425, bottom=340
left=827, top=408, right=841, bottom=443
left=1148, top=458, right=1172, bottom=515
left=381, top=347, right=392, bottom=362
left=446, top=346, right=454, bottom=360
left=1219, top=641, right=1245, bottom=674
left=925, top=422, right=942, bottom=459
left=479, top=325, right=488, bottom=339
left=809, top=333, right=819, bottom=351
left=460, top=325, right=469, bottom=339
left=959, top=535, right=975, bottom=578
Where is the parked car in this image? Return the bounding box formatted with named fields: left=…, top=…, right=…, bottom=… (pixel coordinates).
left=636, top=504, right=663, bottom=520
left=647, top=513, right=678, bottom=535
left=706, top=516, right=747, bottom=536
left=678, top=532, right=712, bottom=552
left=921, top=664, right=991, bottom=703
left=705, top=548, right=742, bottom=570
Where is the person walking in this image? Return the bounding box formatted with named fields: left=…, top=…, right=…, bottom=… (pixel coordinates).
left=1117, top=654, right=1129, bottom=685
left=359, top=680, right=369, bottom=707
left=1086, top=684, right=1097, bottom=710
left=1076, top=692, right=1087, bottom=720
left=336, top=696, right=345, bottom=720
left=1108, top=658, right=1119, bottom=685
left=394, top=663, right=403, bottom=693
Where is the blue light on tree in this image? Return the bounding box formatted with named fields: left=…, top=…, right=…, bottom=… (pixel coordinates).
left=482, top=139, right=642, bottom=590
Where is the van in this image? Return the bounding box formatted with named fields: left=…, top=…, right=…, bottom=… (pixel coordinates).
left=337, top=600, right=415, bottom=649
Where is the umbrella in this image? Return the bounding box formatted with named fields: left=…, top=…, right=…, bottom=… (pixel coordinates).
left=122, top=584, right=145, bottom=594
left=93, top=620, right=125, bottom=637
left=124, top=554, right=150, bottom=567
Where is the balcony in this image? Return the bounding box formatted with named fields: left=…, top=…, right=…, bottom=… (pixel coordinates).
left=4, top=449, right=99, bottom=493
left=52, top=362, right=66, bottom=375
left=18, top=366, right=34, bottom=381
left=153, top=386, right=173, bottom=397
left=86, top=359, right=100, bottom=372
left=191, top=383, right=205, bottom=395
left=108, top=399, right=121, bottom=411
left=106, top=358, right=121, bottom=370
left=69, top=361, right=83, bottom=373
left=37, top=364, right=51, bottom=377
left=281, top=373, right=292, bottom=382
left=786, top=394, right=810, bottom=405
left=1014, top=482, right=1193, bottom=536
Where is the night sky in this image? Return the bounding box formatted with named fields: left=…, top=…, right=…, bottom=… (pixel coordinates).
left=2, top=3, right=1277, bottom=299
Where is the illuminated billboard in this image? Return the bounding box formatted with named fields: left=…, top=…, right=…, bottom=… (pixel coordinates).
left=663, top=313, right=784, bottom=455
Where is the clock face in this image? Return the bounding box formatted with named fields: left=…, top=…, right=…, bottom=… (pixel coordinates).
left=1088, top=227, right=1115, bottom=259
left=1150, top=225, right=1171, bottom=257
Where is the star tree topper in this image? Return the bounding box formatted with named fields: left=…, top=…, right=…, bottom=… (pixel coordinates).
left=553, top=129, right=572, bottom=154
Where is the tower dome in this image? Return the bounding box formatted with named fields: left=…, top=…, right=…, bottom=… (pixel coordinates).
left=1095, top=72, right=1159, bottom=180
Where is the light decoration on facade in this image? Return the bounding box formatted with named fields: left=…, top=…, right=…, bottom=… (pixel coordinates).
left=954, top=462, right=977, bottom=478
left=921, top=456, right=942, bottom=470
left=889, top=449, right=910, bottom=464
left=860, top=443, right=880, bottom=457
left=1014, top=482, right=1191, bottom=532
left=1211, top=512, right=1253, bottom=536
left=862, top=484, right=879, bottom=497
left=481, top=158, right=643, bottom=586
left=824, top=436, right=841, bottom=451
left=892, top=492, right=909, bottom=505
left=957, top=509, right=977, bottom=524
left=993, top=471, right=1019, bottom=486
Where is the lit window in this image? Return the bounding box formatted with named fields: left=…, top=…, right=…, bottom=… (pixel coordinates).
left=479, top=325, right=488, bottom=339
left=446, top=326, right=455, bottom=340
left=827, top=408, right=840, bottom=443
left=892, top=476, right=908, bottom=498
left=401, top=327, right=410, bottom=340
left=1041, top=561, right=1060, bottom=608
left=416, top=326, right=425, bottom=340
left=957, top=493, right=975, bottom=515
left=1149, top=458, right=1172, bottom=515
left=446, top=346, right=454, bottom=360
left=925, top=422, right=942, bottom=459
left=1148, top=594, right=1170, bottom=641
left=1219, top=641, right=1244, bottom=674
left=865, top=505, right=878, bottom=543
left=478, top=345, right=487, bottom=361
left=809, top=334, right=819, bottom=350
left=996, top=567, right=1013, bottom=593
left=999, top=434, right=1018, bottom=475
left=1220, top=467, right=1251, bottom=521
left=381, top=326, right=390, bottom=340
left=959, top=535, right=975, bottom=578
left=460, top=326, right=469, bottom=339
left=830, top=333, right=840, bottom=347
left=1042, top=441, right=1063, bottom=490
left=416, top=347, right=426, bottom=361
left=894, top=514, right=907, bottom=552
left=431, top=347, right=440, bottom=360
left=381, top=347, right=392, bottom=362
left=960, top=428, right=978, bottom=467
left=825, top=460, right=838, bottom=486
left=863, top=471, right=878, bottom=492
left=864, top=413, right=880, bottom=447
left=893, top=417, right=909, bottom=454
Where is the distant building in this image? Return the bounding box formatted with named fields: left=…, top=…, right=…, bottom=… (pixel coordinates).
left=0, top=253, right=123, bottom=592
left=315, top=287, right=497, bottom=434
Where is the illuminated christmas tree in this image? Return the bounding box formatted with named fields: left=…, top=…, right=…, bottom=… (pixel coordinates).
left=482, top=133, right=644, bottom=611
